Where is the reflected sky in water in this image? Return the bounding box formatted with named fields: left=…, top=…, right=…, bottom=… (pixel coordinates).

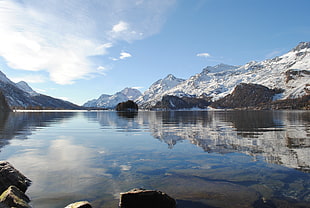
left=0, top=111, right=309, bottom=208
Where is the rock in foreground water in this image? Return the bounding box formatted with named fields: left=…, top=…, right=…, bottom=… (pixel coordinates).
left=64, top=201, right=92, bottom=208
left=0, top=161, right=31, bottom=194
left=119, top=188, right=176, bottom=208
left=0, top=185, right=31, bottom=208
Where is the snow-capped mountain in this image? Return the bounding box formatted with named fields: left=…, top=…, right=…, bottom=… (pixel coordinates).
left=0, top=70, right=81, bottom=109
left=136, top=74, right=185, bottom=107
left=16, top=81, right=39, bottom=96
left=83, top=87, right=142, bottom=108
left=137, top=42, right=310, bottom=108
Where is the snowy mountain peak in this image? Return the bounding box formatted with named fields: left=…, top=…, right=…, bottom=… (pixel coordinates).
left=83, top=87, right=142, bottom=108
left=202, top=63, right=238, bottom=74
left=16, top=81, right=39, bottom=96
left=291, top=41, right=310, bottom=52
left=0, top=70, right=14, bottom=84
left=135, top=74, right=185, bottom=106
left=164, top=74, right=177, bottom=80
left=137, top=42, right=310, bottom=108
left=120, top=87, right=142, bottom=100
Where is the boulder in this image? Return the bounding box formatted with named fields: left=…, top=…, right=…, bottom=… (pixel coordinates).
left=119, top=188, right=176, bottom=208
left=64, top=201, right=92, bottom=208
left=0, top=185, right=31, bottom=208
left=0, top=161, right=31, bottom=194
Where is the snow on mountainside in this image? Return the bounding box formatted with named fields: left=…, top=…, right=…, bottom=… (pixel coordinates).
left=0, top=69, right=81, bottom=109
left=83, top=87, right=142, bottom=108
left=136, top=74, right=185, bottom=107
left=137, top=42, right=310, bottom=108
left=16, top=81, right=39, bottom=96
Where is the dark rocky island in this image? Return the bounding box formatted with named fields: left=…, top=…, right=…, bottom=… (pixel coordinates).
left=116, top=100, right=138, bottom=112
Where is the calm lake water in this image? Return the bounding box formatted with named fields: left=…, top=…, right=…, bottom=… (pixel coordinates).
left=0, top=110, right=309, bottom=208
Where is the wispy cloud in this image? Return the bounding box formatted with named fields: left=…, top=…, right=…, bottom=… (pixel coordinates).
left=197, top=52, right=211, bottom=58
left=0, top=0, right=175, bottom=85
left=111, top=51, right=132, bottom=61
left=120, top=52, right=132, bottom=60
left=265, top=49, right=285, bottom=59
left=132, top=86, right=143, bottom=90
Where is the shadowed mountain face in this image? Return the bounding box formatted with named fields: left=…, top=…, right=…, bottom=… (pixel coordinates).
left=0, top=71, right=82, bottom=109
left=0, top=91, right=11, bottom=112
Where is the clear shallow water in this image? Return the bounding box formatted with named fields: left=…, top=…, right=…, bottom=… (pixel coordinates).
left=0, top=110, right=309, bottom=208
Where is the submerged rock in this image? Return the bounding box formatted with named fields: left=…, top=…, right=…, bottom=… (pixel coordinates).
left=64, top=201, right=92, bottom=208
left=119, top=188, right=176, bottom=208
left=0, top=161, right=31, bottom=194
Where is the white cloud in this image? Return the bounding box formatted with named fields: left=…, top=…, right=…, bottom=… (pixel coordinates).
left=112, top=21, right=129, bottom=33
left=97, top=66, right=106, bottom=71
left=197, top=53, right=211, bottom=58
left=120, top=52, right=132, bottom=60
left=34, top=88, right=46, bottom=93
left=132, top=86, right=143, bottom=90
left=97, top=66, right=109, bottom=75
left=0, top=0, right=176, bottom=85
left=111, top=51, right=132, bottom=61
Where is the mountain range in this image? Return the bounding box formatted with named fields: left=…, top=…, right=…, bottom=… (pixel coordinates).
left=83, top=42, right=309, bottom=109
left=83, top=88, right=142, bottom=109
left=0, top=42, right=309, bottom=110
left=0, top=71, right=81, bottom=110
left=135, top=42, right=310, bottom=109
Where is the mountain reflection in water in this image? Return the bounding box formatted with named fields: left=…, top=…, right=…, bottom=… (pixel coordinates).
left=157, top=111, right=309, bottom=172
left=0, top=110, right=309, bottom=208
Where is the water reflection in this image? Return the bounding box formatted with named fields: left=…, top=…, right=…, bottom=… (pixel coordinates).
left=0, top=110, right=309, bottom=208
left=87, top=110, right=309, bottom=173
left=1, top=111, right=309, bottom=173
left=0, top=112, right=76, bottom=151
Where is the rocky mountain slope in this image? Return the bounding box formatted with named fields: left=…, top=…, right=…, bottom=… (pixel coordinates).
left=0, top=91, right=11, bottom=112
left=136, top=74, right=185, bottom=108
left=210, top=83, right=283, bottom=109
left=0, top=71, right=81, bottom=109
left=83, top=87, right=142, bottom=109
left=137, top=42, right=310, bottom=109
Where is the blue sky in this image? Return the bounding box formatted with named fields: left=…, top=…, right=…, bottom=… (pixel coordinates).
left=0, top=0, right=309, bottom=105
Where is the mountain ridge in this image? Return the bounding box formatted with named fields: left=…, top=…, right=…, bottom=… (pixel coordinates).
left=0, top=71, right=81, bottom=109
left=136, top=41, right=310, bottom=109
left=0, top=42, right=309, bottom=110
left=83, top=87, right=142, bottom=109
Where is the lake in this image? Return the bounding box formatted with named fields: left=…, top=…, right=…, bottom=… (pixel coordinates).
left=0, top=110, right=309, bottom=208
